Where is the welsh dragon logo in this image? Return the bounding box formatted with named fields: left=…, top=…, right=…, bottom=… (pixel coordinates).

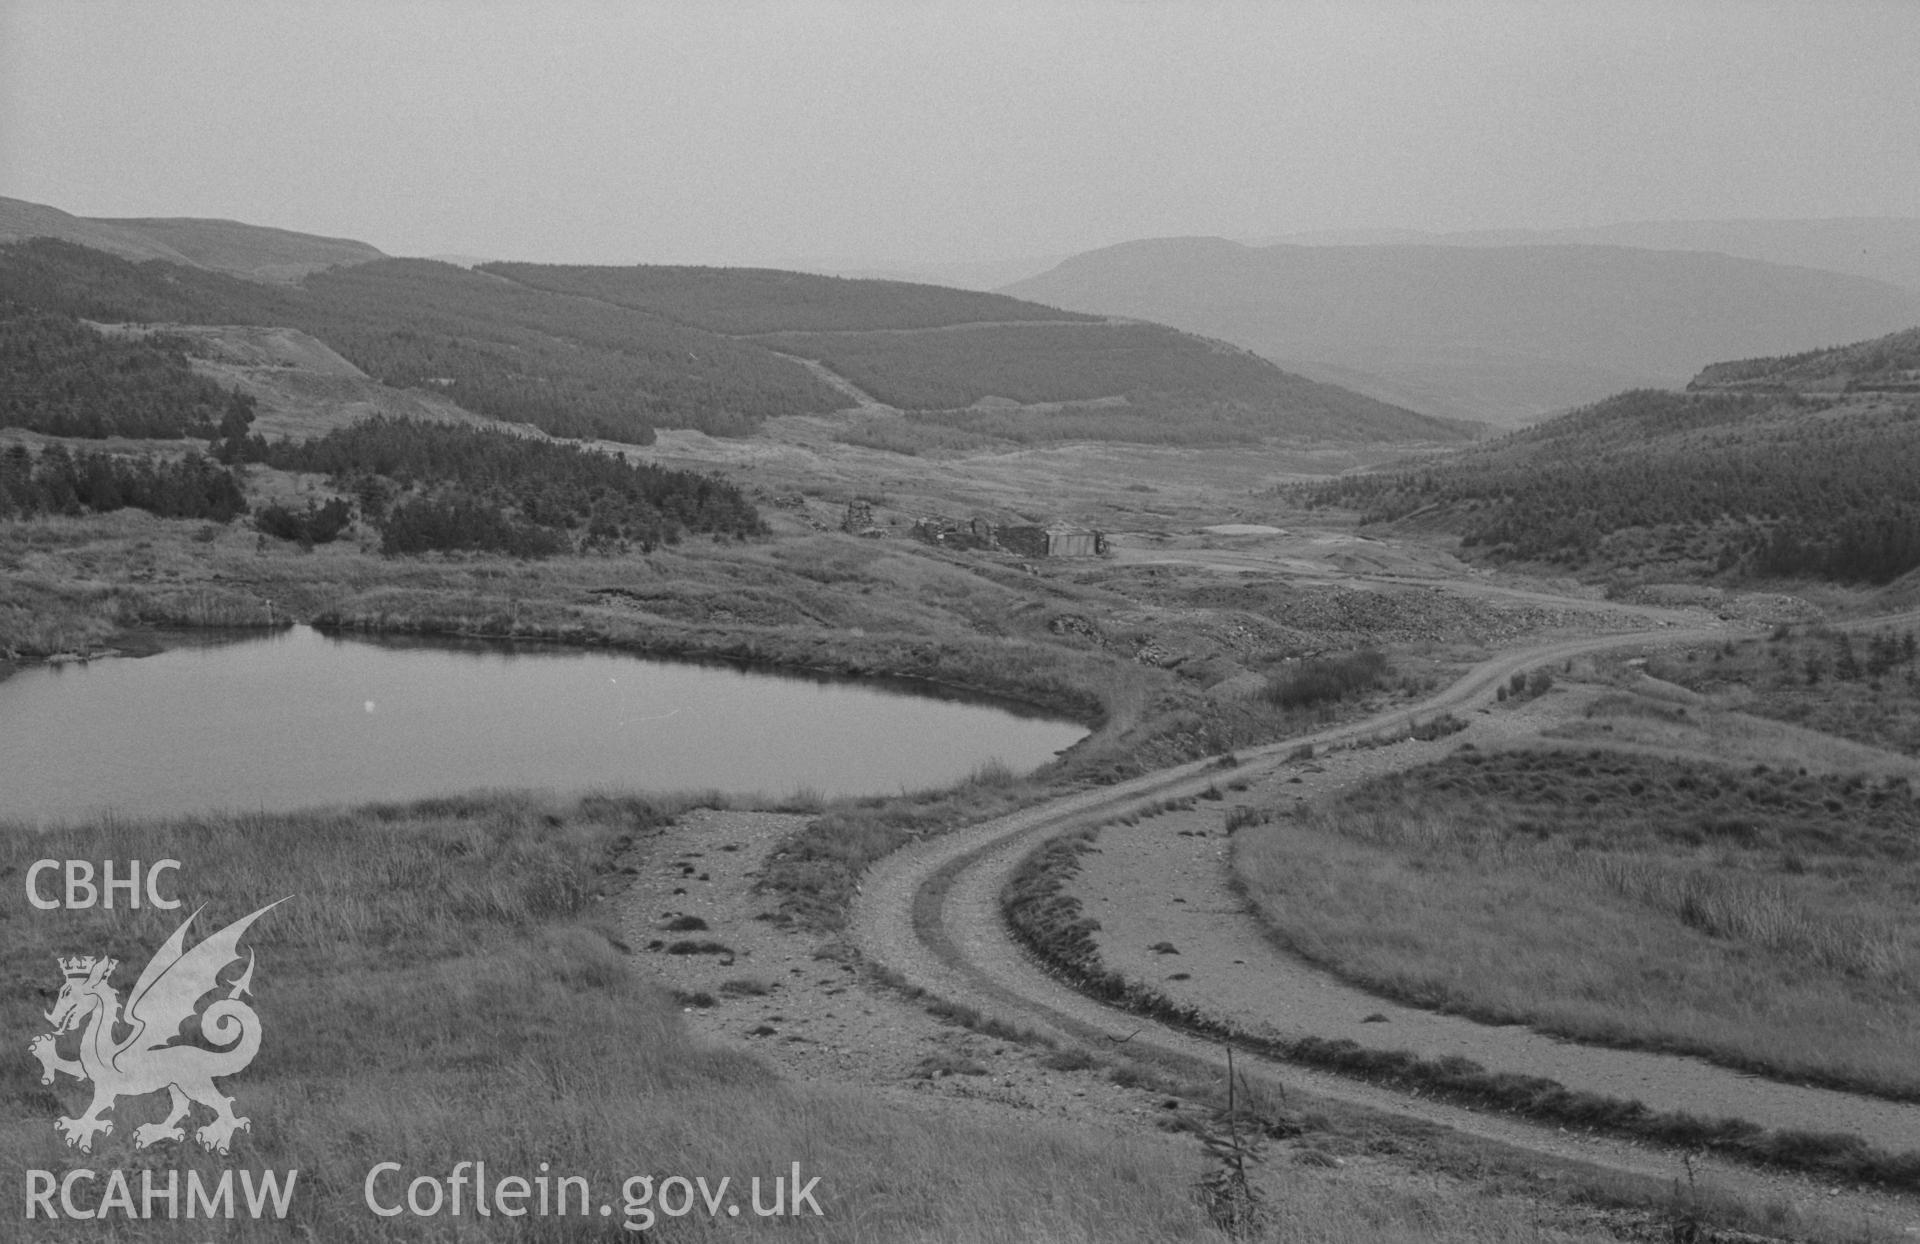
left=29, top=900, right=285, bottom=1155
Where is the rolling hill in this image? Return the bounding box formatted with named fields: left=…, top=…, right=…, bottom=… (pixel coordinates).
left=1307, top=329, right=1920, bottom=585
left=0, top=239, right=847, bottom=443
left=93, top=215, right=385, bottom=283
left=0, top=201, right=1468, bottom=449
left=483, top=262, right=1102, bottom=332
left=1005, top=237, right=1920, bottom=426
left=0, top=195, right=385, bottom=282
left=1690, top=325, right=1920, bottom=394
left=489, top=260, right=1470, bottom=446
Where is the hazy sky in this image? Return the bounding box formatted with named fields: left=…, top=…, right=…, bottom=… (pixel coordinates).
left=3, top=1, right=1916, bottom=268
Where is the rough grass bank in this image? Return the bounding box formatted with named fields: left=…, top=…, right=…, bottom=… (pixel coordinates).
left=3, top=793, right=1672, bottom=1243
left=3, top=794, right=1245, bottom=1242
left=1234, top=747, right=1920, bottom=1100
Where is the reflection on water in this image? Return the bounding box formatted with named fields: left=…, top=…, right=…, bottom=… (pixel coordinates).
left=0, top=626, right=1086, bottom=824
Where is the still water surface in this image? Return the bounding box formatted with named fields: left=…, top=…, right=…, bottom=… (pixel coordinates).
left=0, top=626, right=1086, bottom=824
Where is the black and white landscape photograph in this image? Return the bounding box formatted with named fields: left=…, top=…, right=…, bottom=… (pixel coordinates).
left=5, top=2, right=1920, bottom=1239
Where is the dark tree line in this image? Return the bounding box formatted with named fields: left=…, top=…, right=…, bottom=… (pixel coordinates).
left=375, top=494, right=565, bottom=557
left=1805, top=627, right=1919, bottom=684
left=0, top=304, right=249, bottom=439
left=0, top=443, right=247, bottom=522
left=1745, top=503, right=1920, bottom=584
left=253, top=496, right=353, bottom=546
left=262, top=416, right=765, bottom=555
left=1307, top=389, right=1920, bottom=585
left=483, top=262, right=1103, bottom=334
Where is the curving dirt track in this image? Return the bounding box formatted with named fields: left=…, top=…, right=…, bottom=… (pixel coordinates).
left=1104, top=533, right=1739, bottom=625
left=849, top=618, right=1920, bottom=1231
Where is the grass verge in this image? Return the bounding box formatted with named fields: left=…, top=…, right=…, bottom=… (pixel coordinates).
left=757, top=760, right=1050, bottom=931
left=1234, top=746, right=1920, bottom=1100
left=1004, top=811, right=1920, bottom=1195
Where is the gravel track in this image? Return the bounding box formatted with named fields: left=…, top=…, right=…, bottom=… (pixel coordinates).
left=1079, top=714, right=1920, bottom=1151
left=849, top=619, right=1920, bottom=1232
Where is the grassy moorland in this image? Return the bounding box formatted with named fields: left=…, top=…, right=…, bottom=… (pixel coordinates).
left=3, top=794, right=1251, bottom=1242
left=0, top=504, right=1475, bottom=771
left=1008, top=810, right=1920, bottom=1208
left=1234, top=747, right=1920, bottom=1098
left=2, top=505, right=1484, bottom=947
left=0, top=511, right=1127, bottom=727
left=1639, top=625, right=1920, bottom=757
left=3, top=795, right=1688, bottom=1243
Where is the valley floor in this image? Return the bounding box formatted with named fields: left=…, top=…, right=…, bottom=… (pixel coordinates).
left=10, top=418, right=1920, bottom=1241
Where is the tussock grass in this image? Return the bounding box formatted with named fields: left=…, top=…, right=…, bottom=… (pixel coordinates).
left=7, top=792, right=1647, bottom=1241
left=759, top=763, right=1053, bottom=931
left=1645, top=626, right=1920, bottom=757
left=1007, top=806, right=1920, bottom=1195
left=1234, top=747, right=1920, bottom=1099
left=2, top=793, right=1241, bottom=1242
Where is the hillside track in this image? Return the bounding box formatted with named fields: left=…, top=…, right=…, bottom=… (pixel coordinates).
left=726, top=318, right=1121, bottom=339
left=850, top=618, right=1920, bottom=1230
left=1104, top=538, right=1743, bottom=625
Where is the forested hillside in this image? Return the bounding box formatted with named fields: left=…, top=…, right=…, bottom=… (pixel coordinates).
left=0, top=233, right=1472, bottom=451
left=1690, top=326, right=1920, bottom=393
left=488, top=261, right=1464, bottom=444
left=1307, top=387, right=1920, bottom=584
left=485, top=263, right=1101, bottom=333
left=0, top=305, right=249, bottom=438
left=264, top=416, right=764, bottom=556
left=0, top=194, right=385, bottom=281
left=0, top=442, right=247, bottom=523
left=0, top=240, right=844, bottom=443
left=772, top=323, right=1469, bottom=445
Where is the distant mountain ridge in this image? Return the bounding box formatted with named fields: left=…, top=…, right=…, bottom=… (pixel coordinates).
left=0, top=195, right=385, bottom=282
left=1256, top=217, right=1920, bottom=295
left=1004, top=236, right=1920, bottom=425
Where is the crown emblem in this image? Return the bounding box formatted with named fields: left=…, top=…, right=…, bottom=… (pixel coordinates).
left=34, top=902, right=284, bottom=1156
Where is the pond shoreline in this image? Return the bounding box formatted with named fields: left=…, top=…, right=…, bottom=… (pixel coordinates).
left=3, top=611, right=1106, bottom=732
left=309, top=614, right=1100, bottom=728
left=0, top=621, right=1090, bottom=825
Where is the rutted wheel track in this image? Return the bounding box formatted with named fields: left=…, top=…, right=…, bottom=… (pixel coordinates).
left=850, top=620, right=1920, bottom=1228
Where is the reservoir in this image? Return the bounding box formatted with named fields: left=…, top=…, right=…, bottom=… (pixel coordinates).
left=0, top=625, right=1087, bottom=825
